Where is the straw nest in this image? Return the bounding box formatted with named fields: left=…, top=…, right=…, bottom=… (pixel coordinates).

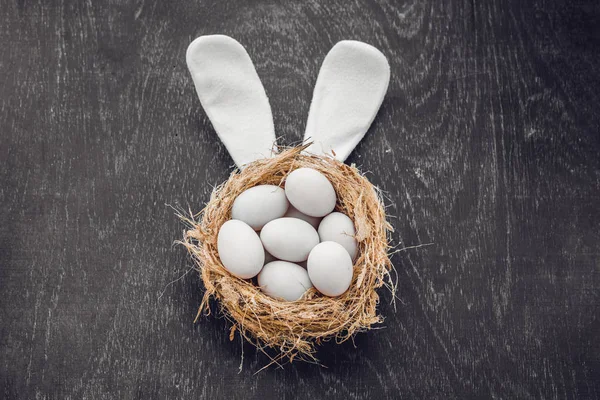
left=180, top=145, right=394, bottom=364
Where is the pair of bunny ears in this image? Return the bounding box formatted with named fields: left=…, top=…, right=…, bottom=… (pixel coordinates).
left=186, top=35, right=390, bottom=168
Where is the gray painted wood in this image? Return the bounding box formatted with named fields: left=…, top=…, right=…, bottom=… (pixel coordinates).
left=1, top=0, right=599, bottom=398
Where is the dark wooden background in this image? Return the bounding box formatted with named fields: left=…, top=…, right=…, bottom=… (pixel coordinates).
left=1, top=0, right=599, bottom=398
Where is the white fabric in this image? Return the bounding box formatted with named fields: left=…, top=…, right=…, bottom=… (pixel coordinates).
left=303, top=40, right=390, bottom=161
left=186, top=35, right=276, bottom=168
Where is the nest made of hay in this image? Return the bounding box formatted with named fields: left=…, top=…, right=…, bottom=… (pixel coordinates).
left=180, top=145, right=394, bottom=363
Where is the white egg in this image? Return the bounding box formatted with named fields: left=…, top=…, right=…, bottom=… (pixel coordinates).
left=284, top=168, right=336, bottom=217
left=258, top=261, right=313, bottom=301
left=307, top=241, right=353, bottom=297
left=283, top=204, right=322, bottom=229
left=318, top=212, right=358, bottom=260
left=217, top=220, right=265, bottom=279
left=260, top=218, right=320, bottom=262
left=231, top=185, right=289, bottom=230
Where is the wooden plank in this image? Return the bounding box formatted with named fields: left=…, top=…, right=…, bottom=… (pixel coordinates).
left=0, top=0, right=598, bottom=398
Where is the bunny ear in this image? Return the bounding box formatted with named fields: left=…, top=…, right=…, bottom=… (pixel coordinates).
left=186, top=35, right=276, bottom=169
left=303, top=41, right=390, bottom=161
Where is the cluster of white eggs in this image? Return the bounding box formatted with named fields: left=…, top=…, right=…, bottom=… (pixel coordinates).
left=217, top=168, right=358, bottom=301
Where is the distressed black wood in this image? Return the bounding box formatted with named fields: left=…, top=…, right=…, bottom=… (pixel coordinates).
left=1, top=0, right=599, bottom=398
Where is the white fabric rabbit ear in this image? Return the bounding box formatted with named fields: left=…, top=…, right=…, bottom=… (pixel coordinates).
left=303, top=41, right=390, bottom=161
left=186, top=35, right=276, bottom=169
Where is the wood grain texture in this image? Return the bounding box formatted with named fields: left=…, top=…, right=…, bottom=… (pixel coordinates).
left=1, top=0, right=599, bottom=398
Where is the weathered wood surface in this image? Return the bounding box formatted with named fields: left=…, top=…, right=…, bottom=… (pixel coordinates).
left=1, top=0, right=599, bottom=398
